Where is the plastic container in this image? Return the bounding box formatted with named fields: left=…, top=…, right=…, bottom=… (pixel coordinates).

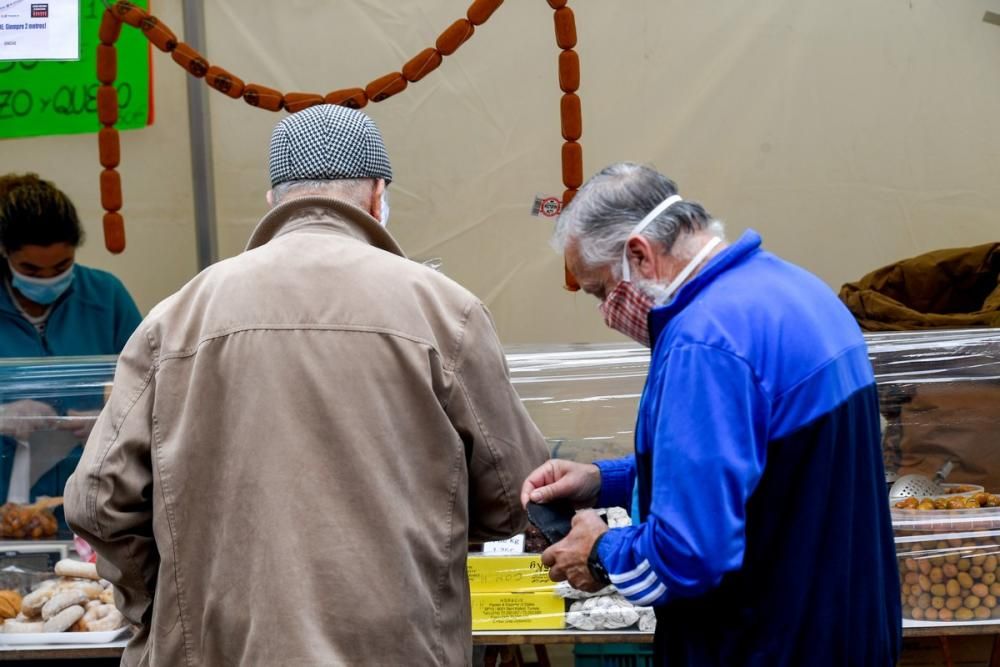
left=0, top=356, right=115, bottom=535
left=893, top=508, right=1000, bottom=624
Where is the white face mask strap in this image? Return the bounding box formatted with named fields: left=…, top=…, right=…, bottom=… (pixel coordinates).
left=621, top=194, right=682, bottom=282
left=661, top=236, right=723, bottom=299
left=379, top=188, right=390, bottom=227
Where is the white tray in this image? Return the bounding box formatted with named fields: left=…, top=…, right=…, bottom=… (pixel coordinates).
left=0, top=627, right=128, bottom=645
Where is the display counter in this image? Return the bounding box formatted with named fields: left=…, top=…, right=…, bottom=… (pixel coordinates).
left=0, top=332, right=999, bottom=660
left=491, top=333, right=1000, bottom=656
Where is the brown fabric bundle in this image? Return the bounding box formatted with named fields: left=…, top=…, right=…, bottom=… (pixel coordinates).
left=839, top=242, right=1000, bottom=331
left=554, top=8, right=577, bottom=49
left=98, top=128, right=120, bottom=169
left=402, top=48, right=443, bottom=83
left=324, top=88, right=368, bottom=110
left=366, top=73, right=408, bottom=103
left=99, top=11, right=122, bottom=45
left=97, top=85, right=118, bottom=125
left=243, top=84, right=284, bottom=112
left=561, top=141, right=583, bottom=189
left=103, top=212, right=125, bottom=254
left=560, top=93, right=582, bottom=141
left=112, top=1, right=147, bottom=28
left=140, top=16, right=177, bottom=53
left=467, top=0, right=504, bottom=26
left=100, top=169, right=122, bottom=212
left=283, top=93, right=325, bottom=113
left=842, top=245, right=1000, bottom=494
left=559, top=50, right=580, bottom=93
left=436, top=19, right=475, bottom=56
left=97, top=45, right=117, bottom=85
left=205, top=66, right=245, bottom=99
left=171, top=43, right=209, bottom=78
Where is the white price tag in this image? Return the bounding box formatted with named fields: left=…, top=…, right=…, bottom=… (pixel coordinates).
left=482, top=534, right=526, bottom=555
left=0, top=0, right=80, bottom=62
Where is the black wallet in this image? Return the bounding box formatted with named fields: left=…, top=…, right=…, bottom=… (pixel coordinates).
left=526, top=500, right=577, bottom=544
left=527, top=501, right=612, bottom=587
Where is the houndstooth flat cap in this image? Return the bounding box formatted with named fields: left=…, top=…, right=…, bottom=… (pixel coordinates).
left=268, top=105, right=392, bottom=188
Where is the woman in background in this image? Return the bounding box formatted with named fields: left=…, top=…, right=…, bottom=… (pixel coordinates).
left=0, top=172, right=141, bottom=505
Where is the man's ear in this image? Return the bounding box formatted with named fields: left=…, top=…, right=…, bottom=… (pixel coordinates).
left=265, top=190, right=274, bottom=207
left=370, top=179, right=386, bottom=219
left=625, top=235, right=659, bottom=281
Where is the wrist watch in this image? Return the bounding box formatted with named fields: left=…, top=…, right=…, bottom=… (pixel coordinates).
left=587, top=533, right=611, bottom=587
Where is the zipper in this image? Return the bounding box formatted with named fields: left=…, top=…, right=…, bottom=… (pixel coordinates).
left=0, top=310, right=47, bottom=355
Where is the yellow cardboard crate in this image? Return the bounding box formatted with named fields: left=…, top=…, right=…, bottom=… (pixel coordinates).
left=471, top=592, right=566, bottom=631
left=468, top=555, right=556, bottom=594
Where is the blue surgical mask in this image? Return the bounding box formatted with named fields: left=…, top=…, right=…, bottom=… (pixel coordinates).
left=8, top=263, right=74, bottom=305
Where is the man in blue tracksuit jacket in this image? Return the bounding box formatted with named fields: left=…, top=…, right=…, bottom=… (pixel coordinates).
left=523, top=163, right=900, bottom=666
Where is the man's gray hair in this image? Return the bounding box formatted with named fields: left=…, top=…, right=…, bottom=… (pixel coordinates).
left=553, top=163, right=724, bottom=274
left=270, top=178, right=376, bottom=208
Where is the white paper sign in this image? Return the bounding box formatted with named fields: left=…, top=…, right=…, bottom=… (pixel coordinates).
left=0, top=0, right=79, bottom=61
left=482, top=534, right=526, bottom=555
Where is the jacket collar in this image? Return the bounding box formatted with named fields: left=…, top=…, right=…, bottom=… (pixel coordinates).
left=648, top=229, right=763, bottom=348
left=245, top=195, right=406, bottom=258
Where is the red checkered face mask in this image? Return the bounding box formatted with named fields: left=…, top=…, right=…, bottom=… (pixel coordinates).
left=600, top=282, right=655, bottom=347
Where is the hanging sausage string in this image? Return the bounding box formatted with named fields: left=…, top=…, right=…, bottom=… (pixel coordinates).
left=95, top=0, right=582, bottom=287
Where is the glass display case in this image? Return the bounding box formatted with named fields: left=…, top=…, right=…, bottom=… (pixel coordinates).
left=3, top=333, right=1000, bottom=635
left=489, top=330, right=1000, bottom=634
left=507, top=344, right=649, bottom=464
left=0, top=356, right=115, bottom=543
left=868, top=330, right=1000, bottom=630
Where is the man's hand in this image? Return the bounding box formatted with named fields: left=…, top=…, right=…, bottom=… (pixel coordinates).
left=542, top=510, right=609, bottom=593
left=0, top=399, right=57, bottom=440
left=520, top=459, right=602, bottom=508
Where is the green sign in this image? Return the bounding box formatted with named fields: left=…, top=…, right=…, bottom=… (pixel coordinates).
left=0, top=0, right=151, bottom=139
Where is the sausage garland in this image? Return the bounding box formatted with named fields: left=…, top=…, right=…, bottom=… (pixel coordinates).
left=96, top=0, right=584, bottom=266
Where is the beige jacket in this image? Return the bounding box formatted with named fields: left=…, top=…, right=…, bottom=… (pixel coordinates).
left=64, top=197, right=549, bottom=666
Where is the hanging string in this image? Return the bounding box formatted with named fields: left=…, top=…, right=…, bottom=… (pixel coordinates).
left=96, top=0, right=583, bottom=271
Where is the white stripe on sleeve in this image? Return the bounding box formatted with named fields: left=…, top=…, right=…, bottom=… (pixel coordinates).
left=632, top=582, right=668, bottom=607
left=608, top=559, right=651, bottom=585
left=615, top=570, right=660, bottom=597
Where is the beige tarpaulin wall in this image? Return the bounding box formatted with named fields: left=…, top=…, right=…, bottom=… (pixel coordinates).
left=1, top=0, right=999, bottom=344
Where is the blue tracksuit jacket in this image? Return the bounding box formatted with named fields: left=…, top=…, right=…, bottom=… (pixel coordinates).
left=594, top=230, right=901, bottom=666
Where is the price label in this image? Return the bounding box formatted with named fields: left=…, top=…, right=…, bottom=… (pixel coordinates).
left=471, top=593, right=565, bottom=631
left=483, top=534, right=525, bottom=555
left=468, top=554, right=554, bottom=594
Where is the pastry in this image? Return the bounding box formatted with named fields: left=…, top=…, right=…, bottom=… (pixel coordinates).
left=55, top=559, right=100, bottom=581
left=41, top=590, right=88, bottom=621
left=2, top=619, right=44, bottom=633
left=82, top=603, right=124, bottom=632
left=56, top=579, right=104, bottom=599
left=43, top=605, right=85, bottom=633
left=0, top=591, right=21, bottom=620
left=20, top=587, right=54, bottom=618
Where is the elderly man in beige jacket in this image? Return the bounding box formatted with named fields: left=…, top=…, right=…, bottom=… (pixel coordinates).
left=65, top=105, right=549, bottom=666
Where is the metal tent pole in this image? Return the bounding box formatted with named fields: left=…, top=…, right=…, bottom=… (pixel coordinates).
left=182, top=0, right=219, bottom=270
